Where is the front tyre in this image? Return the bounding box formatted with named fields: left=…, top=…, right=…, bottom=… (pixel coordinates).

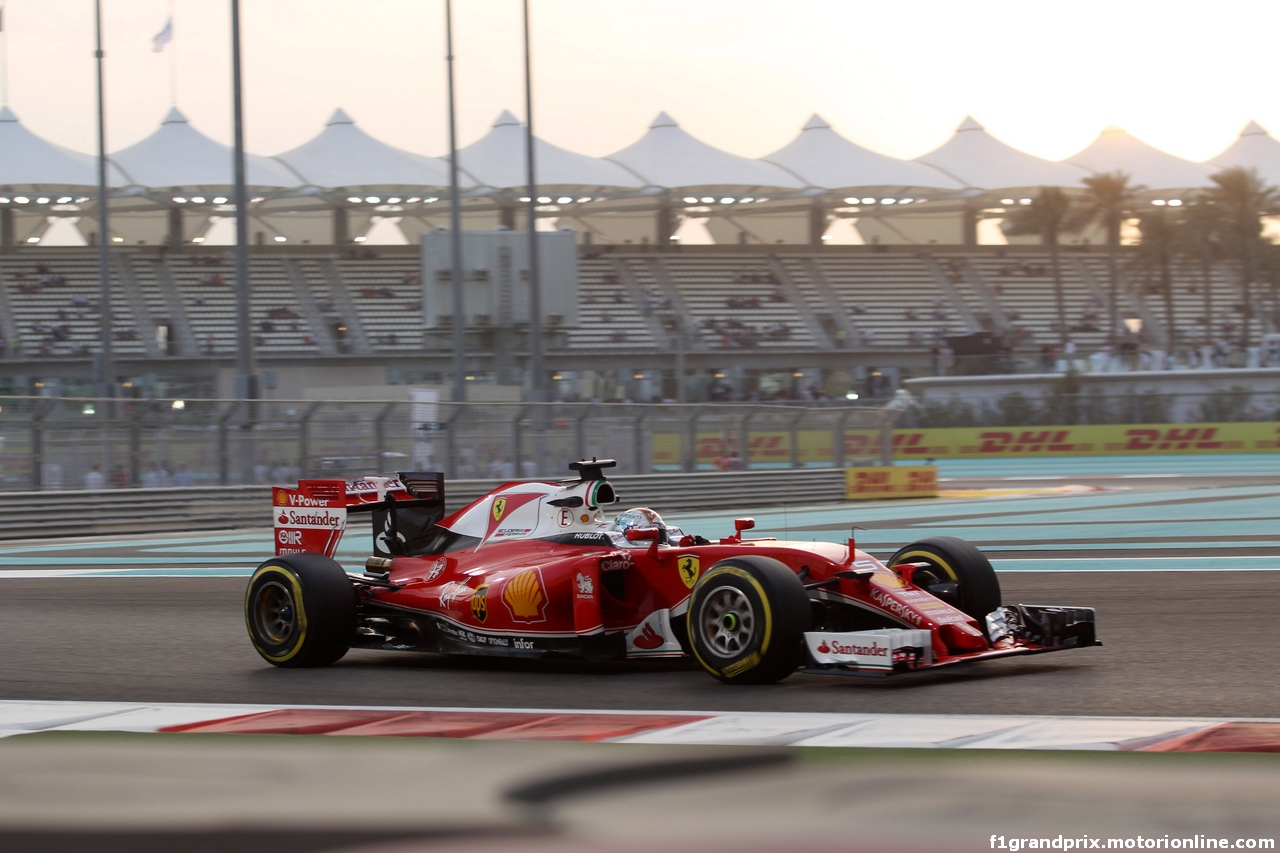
left=245, top=553, right=356, bottom=668
left=687, top=555, right=811, bottom=685
left=888, top=536, right=1001, bottom=622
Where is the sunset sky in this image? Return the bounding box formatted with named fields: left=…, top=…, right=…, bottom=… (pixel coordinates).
left=2, top=0, right=1274, bottom=165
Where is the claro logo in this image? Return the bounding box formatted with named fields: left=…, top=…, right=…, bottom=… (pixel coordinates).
left=870, top=587, right=923, bottom=626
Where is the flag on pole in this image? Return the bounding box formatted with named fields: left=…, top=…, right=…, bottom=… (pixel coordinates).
left=152, top=17, right=173, bottom=52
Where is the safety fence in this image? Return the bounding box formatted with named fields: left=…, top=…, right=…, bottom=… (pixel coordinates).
left=0, top=397, right=898, bottom=493
left=0, top=468, right=849, bottom=540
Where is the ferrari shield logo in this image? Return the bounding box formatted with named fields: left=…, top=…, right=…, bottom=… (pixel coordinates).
left=492, top=498, right=507, bottom=522
left=677, top=555, right=700, bottom=589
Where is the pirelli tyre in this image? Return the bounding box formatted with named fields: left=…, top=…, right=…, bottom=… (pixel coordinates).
left=687, top=555, right=811, bottom=685
left=245, top=553, right=357, bottom=668
left=888, top=536, right=1001, bottom=622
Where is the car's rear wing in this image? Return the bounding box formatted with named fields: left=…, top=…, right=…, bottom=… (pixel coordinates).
left=273, top=472, right=445, bottom=558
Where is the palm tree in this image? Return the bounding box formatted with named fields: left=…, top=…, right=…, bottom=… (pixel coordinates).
left=1075, top=172, right=1143, bottom=349
left=1130, top=209, right=1178, bottom=351
left=1206, top=167, right=1280, bottom=348
left=1178, top=196, right=1222, bottom=346
left=1002, top=186, right=1074, bottom=345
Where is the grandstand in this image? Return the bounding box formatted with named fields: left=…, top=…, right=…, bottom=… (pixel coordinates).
left=2, top=244, right=1270, bottom=401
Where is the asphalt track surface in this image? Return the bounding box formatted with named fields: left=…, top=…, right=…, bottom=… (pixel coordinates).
left=2, top=466, right=1278, bottom=719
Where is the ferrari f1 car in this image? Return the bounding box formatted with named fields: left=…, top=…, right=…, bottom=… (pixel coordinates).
left=247, top=459, right=1098, bottom=684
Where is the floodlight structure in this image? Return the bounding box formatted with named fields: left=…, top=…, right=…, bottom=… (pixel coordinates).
left=523, top=0, right=543, bottom=403
left=92, top=0, right=114, bottom=399
left=230, top=0, right=257, bottom=402
left=445, top=0, right=466, bottom=402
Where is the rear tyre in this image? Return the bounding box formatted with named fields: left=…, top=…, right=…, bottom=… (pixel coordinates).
left=888, top=536, right=1001, bottom=621
left=687, top=555, right=810, bottom=685
left=245, top=553, right=356, bottom=667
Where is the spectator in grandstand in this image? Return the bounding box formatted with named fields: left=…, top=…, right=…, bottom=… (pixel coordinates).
left=142, top=463, right=171, bottom=489
left=852, top=304, right=869, bottom=315
left=173, top=465, right=196, bottom=488
left=83, top=465, right=106, bottom=490
left=109, top=465, right=128, bottom=489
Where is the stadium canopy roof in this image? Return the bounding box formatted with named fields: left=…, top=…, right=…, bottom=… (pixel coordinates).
left=274, top=109, right=456, bottom=190
left=915, top=116, right=1088, bottom=194
left=0, top=106, right=125, bottom=190
left=1065, top=125, right=1216, bottom=192
left=456, top=110, right=643, bottom=192
left=1205, top=121, right=1280, bottom=187
left=763, top=114, right=963, bottom=195
left=607, top=112, right=804, bottom=193
left=111, top=108, right=298, bottom=190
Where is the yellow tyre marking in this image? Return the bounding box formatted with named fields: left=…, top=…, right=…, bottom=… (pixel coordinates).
left=892, top=549, right=958, bottom=583
left=245, top=564, right=308, bottom=663
left=687, top=564, right=774, bottom=680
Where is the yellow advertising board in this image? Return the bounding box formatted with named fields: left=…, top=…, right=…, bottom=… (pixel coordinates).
left=845, top=466, right=938, bottom=500
left=651, top=422, right=1280, bottom=467
left=889, top=422, right=1280, bottom=459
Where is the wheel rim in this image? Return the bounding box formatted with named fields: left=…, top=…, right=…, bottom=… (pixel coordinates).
left=699, top=585, right=755, bottom=657
left=253, top=580, right=297, bottom=645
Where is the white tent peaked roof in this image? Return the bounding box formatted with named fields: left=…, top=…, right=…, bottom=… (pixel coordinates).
left=274, top=109, right=456, bottom=189
left=0, top=106, right=125, bottom=189
left=1065, top=125, right=1215, bottom=191
left=1205, top=121, right=1280, bottom=186
left=916, top=115, right=1088, bottom=193
left=456, top=110, right=642, bottom=191
left=607, top=112, right=803, bottom=192
left=763, top=113, right=963, bottom=193
left=112, top=107, right=298, bottom=189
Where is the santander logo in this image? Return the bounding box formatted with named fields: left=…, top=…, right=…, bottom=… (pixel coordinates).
left=816, top=636, right=889, bottom=657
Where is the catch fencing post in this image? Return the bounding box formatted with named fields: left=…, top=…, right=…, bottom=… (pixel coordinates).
left=789, top=407, right=807, bottom=469
left=217, top=401, right=243, bottom=486
left=30, top=399, right=55, bottom=491
left=574, top=403, right=595, bottom=462
left=374, top=402, right=397, bottom=473
left=297, top=401, right=323, bottom=479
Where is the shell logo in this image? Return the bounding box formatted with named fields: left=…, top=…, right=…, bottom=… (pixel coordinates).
left=492, top=498, right=507, bottom=522
left=502, top=568, right=547, bottom=623
left=276, top=490, right=288, bottom=505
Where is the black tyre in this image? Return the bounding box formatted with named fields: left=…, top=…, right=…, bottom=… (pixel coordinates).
left=888, top=536, right=1001, bottom=621
left=687, top=555, right=811, bottom=685
left=245, top=553, right=357, bottom=667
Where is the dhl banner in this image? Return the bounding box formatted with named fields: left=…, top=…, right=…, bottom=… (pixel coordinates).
left=651, top=422, right=1280, bottom=466
left=845, top=466, right=938, bottom=500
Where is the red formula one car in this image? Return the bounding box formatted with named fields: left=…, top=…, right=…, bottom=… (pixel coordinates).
left=247, top=459, right=1098, bottom=684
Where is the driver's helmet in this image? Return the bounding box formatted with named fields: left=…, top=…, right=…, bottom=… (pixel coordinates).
left=612, top=506, right=666, bottom=541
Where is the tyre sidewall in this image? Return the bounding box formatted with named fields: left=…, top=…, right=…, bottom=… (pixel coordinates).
left=888, top=536, right=1001, bottom=621
left=245, top=554, right=355, bottom=667
left=687, top=557, right=809, bottom=685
